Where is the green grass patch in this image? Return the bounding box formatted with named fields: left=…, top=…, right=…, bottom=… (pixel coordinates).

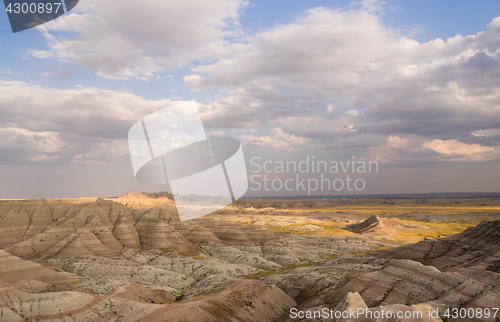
left=244, top=263, right=318, bottom=280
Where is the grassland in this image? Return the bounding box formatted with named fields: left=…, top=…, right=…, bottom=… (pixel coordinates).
left=231, top=197, right=500, bottom=245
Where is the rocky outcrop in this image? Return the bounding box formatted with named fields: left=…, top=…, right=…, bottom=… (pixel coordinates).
left=112, top=215, right=141, bottom=248
left=117, top=191, right=151, bottom=199
left=0, top=200, right=53, bottom=249
left=382, top=218, right=500, bottom=272
left=1, top=200, right=141, bottom=259
left=328, top=258, right=500, bottom=320
left=135, top=217, right=190, bottom=249
left=141, top=280, right=295, bottom=322
left=0, top=279, right=294, bottom=321
left=182, top=225, right=222, bottom=244
left=60, top=257, right=193, bottom=293
left=202, top=244, right=281, bottom=269
left=142, top=191, right=175, bottom=200
left=332, top=292, right=441, bottom=322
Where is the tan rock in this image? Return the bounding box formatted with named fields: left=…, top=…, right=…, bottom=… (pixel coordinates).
left=106, top=283, right=175, bottom=304
left=0, top=306, right=24, bottom=321
left=112, top=215, right=141, bottom=248
left=0, top=250, right=72, bottom=284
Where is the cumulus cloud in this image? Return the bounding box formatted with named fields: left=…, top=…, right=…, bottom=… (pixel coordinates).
left=185, top=6, right=393, bottom=91
left=185, top=5, right=500, bottom=165
left=24, top=1, right=500, bottom=167
left=0, top=127, right=65, bottom=163
left=241, top=128, right=310, bottom=151
left=31, top=0, right=247, bottom=80
left=0, top=80, right=179, bottom=164
left=422, top=139, right=497, bottom=161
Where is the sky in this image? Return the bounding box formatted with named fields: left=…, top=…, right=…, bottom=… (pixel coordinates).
left=1, top=0, right=500, bottom=198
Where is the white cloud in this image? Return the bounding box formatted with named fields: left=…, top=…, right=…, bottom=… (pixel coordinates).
left=22, top=1, right=500, bottom=168
left=0, top=80, right=180, bottom=164
left=0, top=127, right=64, bottom=154
left=472, top=129, right=500, bottom=138
left=31, top=0, right=247, bottom=80
left=241, top=128, right=310, bottom=151
left=185, top=6, right=394, bottom=91
left=423, top=139, right=496, bottom=161
left=207, top=131, right=225, bottom=136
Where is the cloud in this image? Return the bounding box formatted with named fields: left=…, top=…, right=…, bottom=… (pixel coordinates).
left=0, top=80, right=179, bottom=164
left=184, top=5, right=500, bottom=165
left=422, top=139, right=496, bottom=161
left=241, top=128, right=310, bottom=151
left=472, top=129, right=500, bottom=138
left=0, top=127, right=65, bottom=163
left=185, top=6, right=393, bottom=91
left=23, top=1, right=500, bottom=168
left=31, top=0, right=247, bottom=80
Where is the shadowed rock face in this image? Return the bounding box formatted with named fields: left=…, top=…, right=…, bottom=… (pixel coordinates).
left=381, top=219, right=500, bottom=272
left=344, top=215, right=387, bottom=234
left=344, top=215, right=428, bottom=237
left=327, top=257, right=500, bottom=320
left=261, top=219, right=500, bottom=322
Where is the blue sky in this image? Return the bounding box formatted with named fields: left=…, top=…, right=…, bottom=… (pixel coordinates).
left=1, top=0, right=500, bottom=198
left=2, top=0, right=500, bottom=102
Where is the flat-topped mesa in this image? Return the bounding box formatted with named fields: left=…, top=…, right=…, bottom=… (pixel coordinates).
left=343, top=215, right=417, bottom=236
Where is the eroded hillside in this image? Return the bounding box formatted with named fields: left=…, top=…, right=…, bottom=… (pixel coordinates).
left=0, top=195, right=498, bottom=321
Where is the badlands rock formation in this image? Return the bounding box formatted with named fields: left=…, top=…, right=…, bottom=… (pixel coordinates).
left=0, top=250, right=73, bottom=284
left=0, top=279, right=293, bottom=321
left=271, top=219, right=500, bottom=322
left=0, top=197, right=498, bottom=321
left=0, top=198, right=388, bottom=321
left=344, top=214, right=428, bottom=236
left=383, top=218, right=500, bottom=271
